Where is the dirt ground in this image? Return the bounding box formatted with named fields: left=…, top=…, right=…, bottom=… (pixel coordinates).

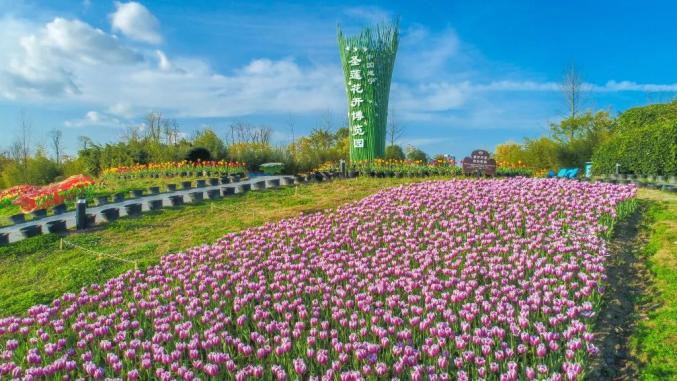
left=585, top=204, right=657, bottom=380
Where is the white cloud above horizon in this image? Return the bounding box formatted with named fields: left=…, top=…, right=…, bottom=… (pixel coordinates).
left=110, top=1, right=163, bottom=44
left=0, top=6, right=676, bottom=138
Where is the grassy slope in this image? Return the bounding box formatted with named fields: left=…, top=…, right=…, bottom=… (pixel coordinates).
left=0, top=176, right=437, bottom=317
left=633, top=189, right=677, bottom=380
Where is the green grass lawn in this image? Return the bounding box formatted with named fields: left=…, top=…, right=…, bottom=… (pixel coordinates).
left=632, top=189, right=677, bottom=380
left=0, top=176, right=439, bottom=317
left=0, top=175, right=218, bottom=227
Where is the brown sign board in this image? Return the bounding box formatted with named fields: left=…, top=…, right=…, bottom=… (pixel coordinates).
left=462, top=149, right=496, bottom=176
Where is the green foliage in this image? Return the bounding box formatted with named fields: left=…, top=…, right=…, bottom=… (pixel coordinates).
left=228, top=142, right=289, bottom=172
left=185, top=147, right=212, bottom=162
left=495, top=110, right=616, bottom=172
left=494, top=141, right=525, bottom=165
left=384, top=144, right=405, bottom=160
left=193, top=128, right=227, bottom=160
left=522, top=137, right=560, bottom=170
left=592, top=102, right=677, bottom=175
left=290, top=128, right=348, bottom=172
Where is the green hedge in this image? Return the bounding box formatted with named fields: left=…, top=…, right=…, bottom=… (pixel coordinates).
left=592, top=102, right=677, bottom=176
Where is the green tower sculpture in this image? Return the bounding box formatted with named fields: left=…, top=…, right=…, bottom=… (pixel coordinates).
left=337, top=21, right=399, bottom=161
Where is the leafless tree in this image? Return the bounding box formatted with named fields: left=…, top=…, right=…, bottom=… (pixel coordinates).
left=286, top=113, right=296, bottom=155
left=48, top=128, right=64, bottom=164
left=121, top=125, right=143, bottom=143
left=561, top=63, right=584, bottom=118
left=163, top=118, right=181, bottom=145
left=317, top=110, right=336, bottom=132
left=144, top=112, right=164, bottom=143
left=228, top=121, right=272, bottom=145
left=387, top=107, right=404, bottom=146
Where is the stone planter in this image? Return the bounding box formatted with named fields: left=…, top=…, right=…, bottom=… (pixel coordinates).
left=196, top=179, right=207, bottom=188
left=148, top=199, right=163, bottom=210
left=9, top=214, right=25, bottom=225
left=31, top=209, right=47, bottom=220
left=86, top=214, right=97, bottom=227
left=113, top=193, right=125, bottom=203
left=181, top=181, right=192, bottom=190
left=130, top=189, right=144, bottom=198
left=266, top=179, right=280, bottom=188
left=149, top=186, right=160, bottom=194
left=208, top=178, right=220, bottom=186
left=125, top=203, right=142, bottom=216
left=101, top=208, right=120, bottom=222
left=189, top=191, right=204, bottom=203
left=53, top=204, right=67, bottom=215
left=46, top=220, right=67, bottom=234
left=222, top=187, right=235, bottom=196
left=238, top=184, right=251, bottom=193
left=231, top=174, right=241, bottom=183
left=96, top=196, right=109, bottom=206
left=281, top=177, right=294, bottom=186
left=0, top=232, right=8, bottom=245
left=251, top=180, right=264, bottom=190
left=207, top=189, right=221, bottom=200
left=169, top=195, right=184, bottom=206
left=20, top=225, right=42, bottom=238
left=166, top=184, right=177, bottom=192
left=220, top=176, right=231, bottom=184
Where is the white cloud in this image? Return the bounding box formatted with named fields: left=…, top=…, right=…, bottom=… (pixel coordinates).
left=110, top=1, right=162, bottom=44
left=0, top=17, right=141, bottom=98
left=64, top=110, right=122, bottom=128
left=343, top=6, right=393, bottom=25
left=2, top=13, right=677, bottom=135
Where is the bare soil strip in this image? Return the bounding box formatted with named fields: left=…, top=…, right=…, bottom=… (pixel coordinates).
left=586, top=206, right=657, bottom=380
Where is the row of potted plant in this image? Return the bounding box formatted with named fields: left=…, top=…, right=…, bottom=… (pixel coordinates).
left=102, top=160, right=247, bottom=179
left=316, top=159, right=464, bottom=177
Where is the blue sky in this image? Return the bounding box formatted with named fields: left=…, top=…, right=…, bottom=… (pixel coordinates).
left=1, top=0, right=676, bottom=158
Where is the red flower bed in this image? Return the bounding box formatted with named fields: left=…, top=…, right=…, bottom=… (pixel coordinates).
left=0, top=185, right=39, bottom=208
left=12, top=175, right=95, bottom=213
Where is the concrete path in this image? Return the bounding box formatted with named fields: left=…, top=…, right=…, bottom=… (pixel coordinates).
left=0, top=175, right=292, bottom=244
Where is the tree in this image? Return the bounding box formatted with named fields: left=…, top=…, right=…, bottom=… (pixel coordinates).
left=228, top=121, right=272, bottom=145
left=185, top=147, right=212, bottom=162
left=193, top=128, right=227, bottom=160
left=384, top=145, right=405, bottom=160
left=494, top=141, right=525, bottom=165
left=592, top=100, right=677, bottom=175
left=387, top=108, right=404, bottom=147
left=405, top=145, right=428, bottom=162
left=48, top=128, right=64, bottom=165
left=562, top=63, right=584, bottom=119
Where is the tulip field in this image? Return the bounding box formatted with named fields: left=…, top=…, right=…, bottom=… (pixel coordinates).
left=0, top=178, right=637, bottom=380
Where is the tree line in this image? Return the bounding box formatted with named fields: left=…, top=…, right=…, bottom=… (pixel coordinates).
left=0, top=111, right=433, bottom=188
left=495, top=65, right=676, bottom=176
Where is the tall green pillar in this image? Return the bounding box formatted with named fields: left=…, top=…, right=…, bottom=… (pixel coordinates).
left=337, top=21, right=399, bottom=161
